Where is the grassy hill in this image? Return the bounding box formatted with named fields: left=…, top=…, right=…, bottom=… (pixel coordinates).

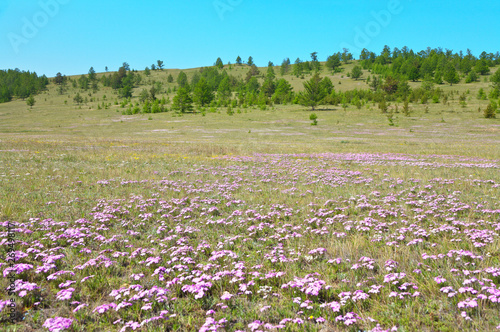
left=0, top=61, right=498, bottom=158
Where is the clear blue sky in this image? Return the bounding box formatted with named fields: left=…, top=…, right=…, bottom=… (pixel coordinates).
left=1, top=0, right=499, bottom=77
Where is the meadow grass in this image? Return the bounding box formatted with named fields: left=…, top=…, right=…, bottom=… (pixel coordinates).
left=0, top=63, right=499, bottom=331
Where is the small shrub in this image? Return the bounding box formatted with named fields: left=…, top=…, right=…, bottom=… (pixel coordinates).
left=421, top=94, right=428, bottom=104
left=459, top=93, right=467, bottom=107
left=309, top=113, right=318, bottom=125
left=484, top=102, right=497, bottom=118
left=379, top=99, right=388, bottom=114
left=403, top=100, right=410, bottom=116
left=387, top=111, right=395, bottom=126
left=489, top=89, right=500, bottom=99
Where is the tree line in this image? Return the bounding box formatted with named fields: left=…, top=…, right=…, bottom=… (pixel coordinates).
left=4, top=46, right=500, bottom=116
left=358, top=46, right=500, bottom=86
left=0, top=69, right=49, bottom=103
left=112, top=47, right=500, bottom=115
left=167, top=62, right=297, bottom=113
left=166, top=47, right=500, bottom=113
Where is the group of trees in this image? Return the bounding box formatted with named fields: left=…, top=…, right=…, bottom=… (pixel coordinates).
left=4, top=47, right=498, bottom=119
left=172, top=66, right=238, bottom=112
left=358, top=46, right=500, bottom=86
left=100, top=63, right=141, bottom=98
left=0, top=69, right=49, bottom=103
left=298, top=73, right=332, bottom=111
left=169, top=61, right=298, bottom=112
left=53, top=63, right=139, bottom=98
left=145, top=60, right=165, bottom=75
left=56, top=60, right=166, bottom=100
left=75, top=67, right=99, bottom=93
left=166, top=46, right=500, bottom=114
left=213, top=47, right=499, bottom=89
left=226, top=51, right=353, bottom=78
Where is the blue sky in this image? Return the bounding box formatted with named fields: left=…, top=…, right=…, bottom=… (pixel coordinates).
left=1, top=0, right=499, bottom=77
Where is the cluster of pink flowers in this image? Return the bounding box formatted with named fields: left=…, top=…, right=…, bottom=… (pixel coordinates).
left=3, top=152, right=500, bottom=330
left=42, top=317, right=73, bottom=331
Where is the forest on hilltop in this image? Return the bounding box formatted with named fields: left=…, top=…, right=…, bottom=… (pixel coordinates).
left=0, top=69, right=49, bottom=103
left=2, top=46, right=500, bottom=117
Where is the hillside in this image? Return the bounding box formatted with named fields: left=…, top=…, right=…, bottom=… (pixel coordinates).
left=1, top=53, right=499, bottom=160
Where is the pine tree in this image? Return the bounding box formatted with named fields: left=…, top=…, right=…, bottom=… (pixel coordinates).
left=54, top=72, right=65, bottom=85
left=444, top=64, right=460, bottom=85
left=193, top=77, right=214, bottom=106
left=491, top=68, right=500, bottom=92
left=293, top=58, right=303, bottom=77
left=215, top=57, right=224, bottom=69
left=88, top=67, right=97, bottom=82
left=26, top=95, right=35, bottom=108
left=73, top=93, right=83, bottom=104
left=177, top=71, right=188, bottom=88
left=78, top=75, right=89, bottom=90
left=298, top=73, right=327, bottom=111
left=474, top=59, right=489, bottom=75
left=172, top=87, right=193, bottom=113
left=484, top=102, right=496, bottom=118
left=310, top=52, right=320, bottom=72
left=465, top=70, right=478, bottom=83
left=217, top=76, right=231, bottom=101
left=351, top=66, right=363, bottom=80
left=280, top=58, right=290, bottom=76
left=272, top=79, right=293, bottom=104
left=326, top=53, right=341, bottom=73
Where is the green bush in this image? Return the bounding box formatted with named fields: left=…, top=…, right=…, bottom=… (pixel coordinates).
left=484, top=102, right=496, bottom=118
left=309, top=113, right=318, bottom=125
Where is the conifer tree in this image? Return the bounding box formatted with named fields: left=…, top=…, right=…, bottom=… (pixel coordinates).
left=193, top=77, right=214, bottom=106
left=172, top=87, right=193, bottom=113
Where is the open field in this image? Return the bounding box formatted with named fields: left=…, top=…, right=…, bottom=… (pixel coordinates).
left=1, top=64, right=500, bottom=331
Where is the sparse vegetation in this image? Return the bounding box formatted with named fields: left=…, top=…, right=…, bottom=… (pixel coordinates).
left=484, top=101, right=497, bottom=118
left=309, top=112, right=318, bottom=125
